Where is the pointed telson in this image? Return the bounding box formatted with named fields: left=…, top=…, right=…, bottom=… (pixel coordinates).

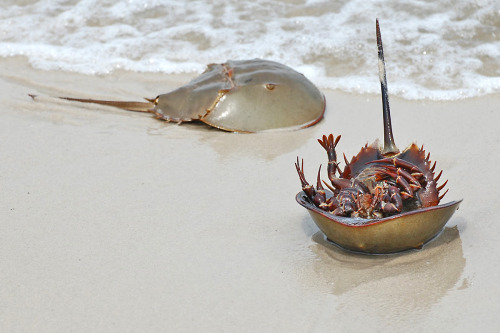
left=376, top=19, right=399, bottom=156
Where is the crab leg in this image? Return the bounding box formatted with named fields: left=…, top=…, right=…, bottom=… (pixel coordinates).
left=397, top=169, right=421, bottom=191
left=312, top=165, right=327, bottom=206
left=317, top=134, right=342, bottom=179
left=373, top=167, right=416, bottom=199
left=295, top=157, right=316, bottom=199
left=374, top=165, right=422, bottom=189
left=318, top=134, right=350, bottom=190
left=395, top=168, right=420, bottom=186
left=369, top=157, right=423, bottom=174
left=393, top=172, right=414, bottom=197
left=380, top=186, right=402, bottom=214
left=373, top=164, right=422, bottom=187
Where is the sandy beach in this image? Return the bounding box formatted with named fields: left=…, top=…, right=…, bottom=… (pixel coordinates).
left=1, top=57, right=499, bottom=331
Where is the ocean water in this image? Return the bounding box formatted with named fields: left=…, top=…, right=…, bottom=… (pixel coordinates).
left=1, top=0, right=499, bottom=100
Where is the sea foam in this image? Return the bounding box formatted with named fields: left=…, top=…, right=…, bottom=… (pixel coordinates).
left=1, top=0, right=499, bottom=100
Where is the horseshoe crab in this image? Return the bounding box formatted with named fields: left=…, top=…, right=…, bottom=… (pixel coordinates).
left=43, top=59, right=325, bottom=133
left=295, top=20, right=462, bottom=254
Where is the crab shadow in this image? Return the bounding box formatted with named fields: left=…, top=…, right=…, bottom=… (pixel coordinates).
left=304, top=216, right=466, bottom=306
left=148, top=118, right=323, bottom=161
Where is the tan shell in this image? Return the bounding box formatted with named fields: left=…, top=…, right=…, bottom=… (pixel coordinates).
left=51, top=59, right=325, bottom=133
left=153, top=59, right=325, bottom=132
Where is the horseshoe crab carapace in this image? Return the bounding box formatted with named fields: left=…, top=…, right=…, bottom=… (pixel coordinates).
left=41, top=59, right=326, bottom=133
left=295, top=20, right=462, bottom=254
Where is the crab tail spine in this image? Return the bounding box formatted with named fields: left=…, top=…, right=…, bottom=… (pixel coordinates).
left=376, top=19, right=399, bottom=156
left=58, top=96, right=156, bottom=113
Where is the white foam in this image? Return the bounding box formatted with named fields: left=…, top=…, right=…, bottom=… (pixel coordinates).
left=1, top=0, right=499, bottom=100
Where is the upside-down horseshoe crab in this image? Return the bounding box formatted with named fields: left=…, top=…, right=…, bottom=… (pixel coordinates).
left=295, top=20, right=462, bottom=254
left=36, top=59, right=325, bottom=133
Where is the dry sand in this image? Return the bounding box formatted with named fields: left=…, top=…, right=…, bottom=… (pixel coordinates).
left=1, top=57, right=499, bottom=332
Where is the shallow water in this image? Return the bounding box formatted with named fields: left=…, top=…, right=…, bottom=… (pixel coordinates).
left=1, top=0, right=499, bottom=100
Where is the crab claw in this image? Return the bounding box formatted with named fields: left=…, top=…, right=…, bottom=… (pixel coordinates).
left=295, top=157, right=316, bottom=199
left=381, top=202, right=399, bottom=214
left=312, top=165, right=327, bottom=206
left=318, top=134, right=342, bottom=178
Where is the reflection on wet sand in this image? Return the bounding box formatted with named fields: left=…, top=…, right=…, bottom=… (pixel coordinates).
left=308, top=225, right=466, bottom=310
left=192, top=124, right=321, bottom=161
left=146, top=119, right=320, bottom=160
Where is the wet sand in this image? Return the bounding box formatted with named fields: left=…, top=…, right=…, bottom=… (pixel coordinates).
left=1, top=57, right=499, bottom=332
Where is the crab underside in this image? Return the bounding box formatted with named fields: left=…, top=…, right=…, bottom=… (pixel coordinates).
left=296, top=135, right=449, bottom=221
